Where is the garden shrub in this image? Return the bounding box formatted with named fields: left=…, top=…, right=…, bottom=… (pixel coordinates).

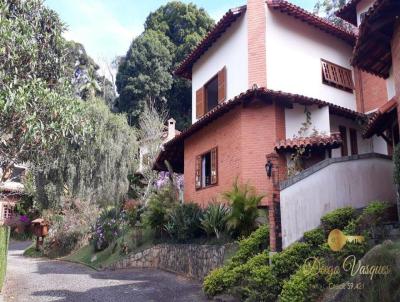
left=201, top=203, right=230, bottom=239
left=303, top=228, right=325, bottom=246
left=279, top=262, right=329, bottom=302
left=203, top=226, right=269, bottom=297
left=357, top=201, right=389, bottom=239
left=143, top=184, right=177, bottom=237
left=123, top=199, right=139, bottom=227
left=0, top=226, right=10, bottom=292
left=229, top=225, right=269, bottom=265
left=164, top=203, right=203, bottom=242
left=91, top=207, right=126, bottom=251
left=321, top=207, right=355, bottom=233
left=43, top=199, right=99, bottom=257
left=223, top=180, right=264, bottom=237
left=271, top=242, right=314, bottom=282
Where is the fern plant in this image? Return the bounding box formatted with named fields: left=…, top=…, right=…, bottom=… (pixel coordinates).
left=201, top=203, right=231, bottom=239
left=223, top=180, right=264, bottom=237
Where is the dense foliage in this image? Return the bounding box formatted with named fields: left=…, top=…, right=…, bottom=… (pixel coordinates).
left=0, top=0, right=89, bottom=183
left=314, top=0, right=352, bottom=29
left=43, top=198, right=99, bottom=257
left=116, top=1, right=214, bottom=128
left=33, top=99, right=138, bottom=208
left=223, top=180, right=263, bottom=237
left=201, top=203, right=231, bottom=239
left=164, top=203, right=203, bottom=242
left=91, top=207, right=126, bottom=251
left=204, top=201, right=393, bottom=301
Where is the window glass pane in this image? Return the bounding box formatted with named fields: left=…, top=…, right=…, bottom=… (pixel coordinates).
left=205, top=76, right=218, bottom=112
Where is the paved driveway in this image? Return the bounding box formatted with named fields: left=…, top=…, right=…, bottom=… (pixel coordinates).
left=3, top=241, right=208, bottom=302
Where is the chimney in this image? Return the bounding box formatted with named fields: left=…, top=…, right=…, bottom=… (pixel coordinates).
left=247, top=0, right=267, bottom=89
left=166, top=118, right=176, bottom=142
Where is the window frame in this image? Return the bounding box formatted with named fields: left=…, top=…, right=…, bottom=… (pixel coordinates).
left=321, top=59, right=354, bottom=93
left=195, top=147, right=218, bottom=191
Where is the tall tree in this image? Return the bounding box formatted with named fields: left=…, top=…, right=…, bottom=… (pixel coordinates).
left=314, top=0, right=353, bottom=29
left=116, top=1, right=214, bottom=129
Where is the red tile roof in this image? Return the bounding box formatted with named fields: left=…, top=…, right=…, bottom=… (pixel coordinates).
left=174, top=5, right=246, bottom=79
left=363, top=97, right=398, bottom=138
left=267, top=0, right=356, bottom=44
left=335, top=0, right=362, bottom=26
left=154, top=87, right=366, bottom=173
left=350, top=0, right=399, bottom=78
left=275, top=132, right=343, bottom=152
left=175, top=1, right=356, bottom=79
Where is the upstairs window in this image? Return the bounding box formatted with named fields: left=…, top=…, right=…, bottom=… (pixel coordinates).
left=196, top=67, right=226, bottom=119
left=321, top=59, right=354, bottom=93
left=195, top=147, right=218, bottom=189
left=205, top=75, right=219, bottom=112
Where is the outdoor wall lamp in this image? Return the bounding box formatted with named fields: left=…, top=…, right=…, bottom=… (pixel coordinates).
left=265, top=160, right=273, bottom=178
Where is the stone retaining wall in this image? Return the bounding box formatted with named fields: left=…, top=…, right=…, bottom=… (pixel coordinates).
left=109, top=244, right=228, bottom=280
left=108, top=243, right=232, bottom=280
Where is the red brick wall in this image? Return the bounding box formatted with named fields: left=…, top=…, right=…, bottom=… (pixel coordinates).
left=247, top=0, right=267, bottom=88
left=392, top=21, right=400, bottom=97
left=184, top=108, right=243, bottom=207
left=354, top=67, right=388, bottom=113
left=184, top=101, right=286, bottom=208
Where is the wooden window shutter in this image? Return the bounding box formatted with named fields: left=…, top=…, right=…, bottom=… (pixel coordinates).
left=217, top=67, right=226, bottom=104
left=339, top=126, right=348, bottom=156
left=321, top=60, right=354, bottom=91
left=196, top=87, right=205, bottom=119
left=210, top=147, right=218, bottom=185
left=349, top=128, right=358, bottom=155
left=195, top=155, right=202, bottom=189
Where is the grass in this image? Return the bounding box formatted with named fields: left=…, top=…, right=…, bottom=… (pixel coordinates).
left=0, top=226, right=10, bottom=292
left=23, top=243, right=44, bottom=258
left=64, top=228, right=155, bottom=269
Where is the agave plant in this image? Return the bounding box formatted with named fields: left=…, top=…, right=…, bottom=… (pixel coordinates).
left=223, top=180, right=264, bottom=237
left=201, top=203, right=231, bottom=239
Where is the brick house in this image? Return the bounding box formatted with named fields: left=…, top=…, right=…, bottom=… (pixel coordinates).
left=155, top=0, right=396, bottom=251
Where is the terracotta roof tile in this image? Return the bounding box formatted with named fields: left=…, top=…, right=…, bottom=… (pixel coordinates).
left=267, top=0, right=356, bottom=44
left=175, top=1, right=356, bottom=79
left=174, top=5, right=246, bottom=79
left=350, top=0, right=399, bottom=78
left=154, top=88, right=366, bottom=172
left=275, top=132, right=343, bottom=152
left=363, top=97, right=398, bottom=138
left=335, top=0, right=362, bottom=26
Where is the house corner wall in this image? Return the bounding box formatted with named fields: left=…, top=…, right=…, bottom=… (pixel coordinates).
left=354, top=68, right=388, bottom=113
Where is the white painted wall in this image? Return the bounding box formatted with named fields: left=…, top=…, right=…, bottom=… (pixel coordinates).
left=285, top=104, right=330, bottom=138
left=387, top=67, right=396, bottom=100
left=281, top=156, right=396, bottom=248
left=191, top=14, right=248, bottom=123
left=266, top=8, right=357, bottom=110
left=372, top=135, right=389, bottom=155
left=356, top=0, right=375, bottom=26
left=330, top=115, right=374, bottom=157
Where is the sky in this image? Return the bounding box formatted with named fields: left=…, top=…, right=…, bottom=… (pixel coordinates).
left=45, top=0, right=317, bottom=76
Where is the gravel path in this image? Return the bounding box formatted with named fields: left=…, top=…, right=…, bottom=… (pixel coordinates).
left=3, top=241, right=208, bottom=302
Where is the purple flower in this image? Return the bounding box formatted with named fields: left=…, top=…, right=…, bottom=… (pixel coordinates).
left=19, top=215, right=30, bottom=224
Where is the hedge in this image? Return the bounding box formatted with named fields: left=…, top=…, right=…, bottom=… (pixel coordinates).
left=0, top=226, right=10, bottom=292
